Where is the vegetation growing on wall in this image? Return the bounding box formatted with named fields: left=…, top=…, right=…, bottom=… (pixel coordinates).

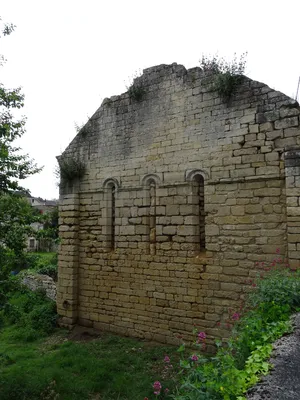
left=127, top=71, right=147, bottom=102
left=200, top=53, right=247, bottom=101
left=58, top=156, right=85, bottom=183
left=128, top=83, right=147, bottom=101
left=75, top=118, right=92, bottom=138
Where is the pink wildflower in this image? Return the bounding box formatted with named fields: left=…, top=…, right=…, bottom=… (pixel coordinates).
left=153, top=381, right=162, bottom=395
left=164, top=388, right=169, bottom=394
left=164, top=355, right=170, bottom=363
left=198, top=331, right=206, bottom=341
left=276, top=248, right=280, bottom=254
left=191, top=354, right=199, bottom=361
left=232, top=312, right=240, bottom=321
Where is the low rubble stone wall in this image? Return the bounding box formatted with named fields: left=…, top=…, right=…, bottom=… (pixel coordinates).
left=22, top=274, right=57, bottom=301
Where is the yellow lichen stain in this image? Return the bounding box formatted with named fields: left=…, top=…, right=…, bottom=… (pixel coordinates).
left=146, top=155, right=161, bottom=161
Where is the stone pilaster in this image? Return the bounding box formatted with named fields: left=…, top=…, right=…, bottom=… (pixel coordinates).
left=56, top=193, right=80, bottom=326
left=285, top=148, right=300, bottom=269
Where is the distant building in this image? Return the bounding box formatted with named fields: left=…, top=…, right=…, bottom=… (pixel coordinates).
left=26, top=196, right=58, bottom=252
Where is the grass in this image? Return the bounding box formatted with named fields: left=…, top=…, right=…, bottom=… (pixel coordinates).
left=29, top=251, right=56, bottom=264
left=0, top=325, right=178, bottom=400
left=32, top=252, right=56, bottom=262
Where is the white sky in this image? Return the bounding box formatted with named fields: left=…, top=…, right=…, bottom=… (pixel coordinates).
left=1, top=0, right=300, bottom=199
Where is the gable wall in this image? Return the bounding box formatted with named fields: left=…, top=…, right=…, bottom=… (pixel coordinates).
left=57, top=64, right=300, bottom=345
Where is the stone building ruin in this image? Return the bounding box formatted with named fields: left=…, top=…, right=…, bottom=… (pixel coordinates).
left=57, top=63, right=300, bottom=344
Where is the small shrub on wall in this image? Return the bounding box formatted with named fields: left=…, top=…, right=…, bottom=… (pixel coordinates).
left=128, top=83, right=147, bottom=101
left=126, top=70, right=147, bottom=102
left=58, top=156, right=85, bottom=183
left=200, top=53, right=247, bottom=101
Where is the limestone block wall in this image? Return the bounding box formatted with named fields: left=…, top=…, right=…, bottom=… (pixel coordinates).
left=57, top=63, right=300, bottom=345
left=285, top=148, right=300, bottom=267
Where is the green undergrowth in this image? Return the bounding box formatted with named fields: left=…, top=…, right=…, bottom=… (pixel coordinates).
left=2, top=254, right=300, bottom=400
left=2, top=283, right=57, bottom=341
left=22, top=251, right=58, bottom=281
left=0, top=278, right=178, bottom=400
left=0, top=326, right=178, bottom=400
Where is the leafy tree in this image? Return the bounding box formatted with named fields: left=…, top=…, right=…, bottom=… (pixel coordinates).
left=0, top=193, right=38, bottom=264
left=0, top=193, right=41, bottom=308
left=0, top=17, right=41, bottom=193
left=36, top=206, right=59, bottom=251
left=0, top=18, right=42, bottom=307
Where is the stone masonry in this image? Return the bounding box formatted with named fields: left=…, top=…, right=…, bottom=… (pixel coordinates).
left=57, top=63, right=300, bottom=346
left=22, top=273, right=57, bottom=301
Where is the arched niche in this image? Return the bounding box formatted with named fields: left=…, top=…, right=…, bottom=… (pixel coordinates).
left=185, top=169, right=206, bottom=251
left=103, top=178, right=119, bottom=251
left=141, top=173, right=161, bottom=188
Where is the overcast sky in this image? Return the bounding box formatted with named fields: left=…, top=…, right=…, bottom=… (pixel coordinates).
left=1, top=0, right=300, bottom=199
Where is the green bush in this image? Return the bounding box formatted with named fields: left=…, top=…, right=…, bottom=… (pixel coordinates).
left=34, top=253, right=58, bottom=280
left=37, top=264, right=58, bottom=281
left=3, top=286, right=57, bottom=341
left=26, top=252, right=58, bottom=281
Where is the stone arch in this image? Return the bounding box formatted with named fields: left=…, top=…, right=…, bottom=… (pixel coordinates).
left=141, top=173, right=161, bottom=187
left=103, top=178, right=119, bottom=251
left=185, top=169, right=209, bottom=182
left=185, top=169, right=206, bottom=251
left=103, top=177, right=120, bottom=190
left=141, top=174, right=160, bottom=255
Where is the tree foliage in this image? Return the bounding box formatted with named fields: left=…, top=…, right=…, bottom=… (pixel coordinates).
left=0, top=193, right=40, bottom=308
left=36, top=206, right=59, bottom=252
left=0, top=194, right=38, bottom=260
left=0, top=18, right=41, bottom=193
left=0, top=18, right=42, bottom=307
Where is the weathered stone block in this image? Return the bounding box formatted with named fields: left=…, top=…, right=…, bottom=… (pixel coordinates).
left=275, top=117, right=299, bottom=130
